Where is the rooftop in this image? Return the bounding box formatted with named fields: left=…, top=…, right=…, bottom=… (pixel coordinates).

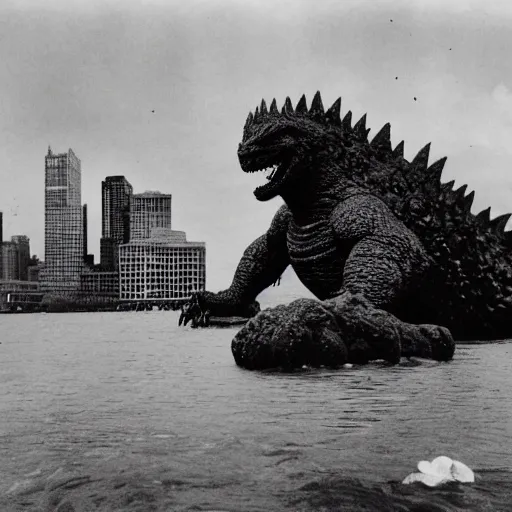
left=134, top=191, right=172, bottom=198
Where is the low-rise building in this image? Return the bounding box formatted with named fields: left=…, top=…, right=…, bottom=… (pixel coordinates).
left=79, top=270, right=119, bottom=297
left=28, top=262, right=45, bottom=282
left=119, top=229, right=205, bottom=302
left=0, top=280, right=42, bottom=310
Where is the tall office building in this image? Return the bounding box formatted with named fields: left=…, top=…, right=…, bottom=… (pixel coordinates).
left=130, top=191, right=172, bottom=240
left=0, top=211, right=3, bottom=279
left=100, top=176, right=132, bottom=270
left=40, top=147, right=84, bottom=294
left=1, top=242, right=19, bottom=280
left=83, top=204, right=88, bottom=262
left=11, top=235, right=30, bottom=280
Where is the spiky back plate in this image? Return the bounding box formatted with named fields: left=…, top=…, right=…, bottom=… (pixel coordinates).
left=341, top=104, right=512, bottom=339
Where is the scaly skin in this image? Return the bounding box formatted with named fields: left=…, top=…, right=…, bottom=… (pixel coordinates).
left=181, top=92, right=512, bottom=369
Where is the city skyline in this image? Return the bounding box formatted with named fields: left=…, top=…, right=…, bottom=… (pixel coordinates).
left=0, top=162, right=179, bottom=265
left=1, top=1, right=512, bottom=293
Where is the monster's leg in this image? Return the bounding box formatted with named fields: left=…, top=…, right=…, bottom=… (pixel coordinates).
left=341, top=237, right=410, bottom=309
left=328, top=237, right=454, bottom=361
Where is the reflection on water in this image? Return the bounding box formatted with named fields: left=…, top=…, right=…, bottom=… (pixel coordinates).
left=0, top=310, right=511, bottom=511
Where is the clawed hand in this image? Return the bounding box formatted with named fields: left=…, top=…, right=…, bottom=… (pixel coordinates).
left=178, top=293, right=211, bottom=328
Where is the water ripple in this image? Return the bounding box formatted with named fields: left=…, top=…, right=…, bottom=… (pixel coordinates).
left=0, top=312, right=511, bottom=511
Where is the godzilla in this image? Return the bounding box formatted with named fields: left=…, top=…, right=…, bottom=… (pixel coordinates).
left=180, top=91, right=512, bottom=370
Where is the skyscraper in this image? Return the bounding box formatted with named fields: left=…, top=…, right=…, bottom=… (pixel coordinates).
left=100, top=176, right=133, bottom=270
left=11, top=235, right=30, bottom=280
left=0, top=211, right=3, bottom=279
left=130, top=191, right=172, bottom=240
left=83, top=204, right=88, bottom=262
left=1, top=242, right=19, bottom=280
left=40, top=147, right=84, bottom=294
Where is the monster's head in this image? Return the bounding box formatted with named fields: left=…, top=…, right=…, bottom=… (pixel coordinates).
left=238, top=91, right=343, bottom=201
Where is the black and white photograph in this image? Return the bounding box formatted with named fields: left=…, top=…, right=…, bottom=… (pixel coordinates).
left=1, top=0, right=511, bottom=510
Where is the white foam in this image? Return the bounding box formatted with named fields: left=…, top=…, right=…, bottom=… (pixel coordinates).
left=403, top=456, right=475, bottom=486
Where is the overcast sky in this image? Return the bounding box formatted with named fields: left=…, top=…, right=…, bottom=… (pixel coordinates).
left=1, top=0, right=512, bottom=293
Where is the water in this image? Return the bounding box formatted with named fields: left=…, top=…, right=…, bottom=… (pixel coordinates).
left=1, top=304, right=511, bottom=511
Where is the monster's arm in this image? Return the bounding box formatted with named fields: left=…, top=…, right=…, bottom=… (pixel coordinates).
left=328, top=193, right=429, bottom=310
left=197, top=204, right=291, bottom=317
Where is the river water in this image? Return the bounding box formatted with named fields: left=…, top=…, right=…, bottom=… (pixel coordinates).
left=1, top=294, right=511, bottom=511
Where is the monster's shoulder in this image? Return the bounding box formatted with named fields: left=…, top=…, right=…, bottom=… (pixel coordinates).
left=268, top=204, right=292, bottom=238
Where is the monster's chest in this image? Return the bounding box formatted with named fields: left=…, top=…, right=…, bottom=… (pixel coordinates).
left=286, top=220, right=346, bottom=299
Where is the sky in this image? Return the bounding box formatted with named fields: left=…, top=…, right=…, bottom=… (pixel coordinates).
left=1, top=0, right=512, bottom=293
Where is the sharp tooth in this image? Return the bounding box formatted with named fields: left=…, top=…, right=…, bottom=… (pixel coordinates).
left=268, top=163, right=279, bottom=180
left=257, top=164, right=280, bottom=181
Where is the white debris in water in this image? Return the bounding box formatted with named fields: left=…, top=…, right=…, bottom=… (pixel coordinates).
left=403, top=456, right=475, bottom=487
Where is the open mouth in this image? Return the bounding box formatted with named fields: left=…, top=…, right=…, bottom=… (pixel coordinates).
left=252, top=162, right=287, bottom=200
left=239, top=153, right=289, bottom=200
left=261, top=163, right=280, bottom=181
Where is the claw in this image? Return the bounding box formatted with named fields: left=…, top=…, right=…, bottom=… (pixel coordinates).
left=178, top=293, right=214, bottom=328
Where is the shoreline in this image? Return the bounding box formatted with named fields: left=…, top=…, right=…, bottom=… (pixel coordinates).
left=1, top=308, right=510, bottom=343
